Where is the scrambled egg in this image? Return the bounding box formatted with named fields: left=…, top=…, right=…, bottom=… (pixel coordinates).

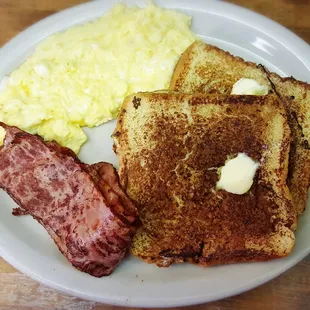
left=0, top=3, right=196, bottom=153
left=0, top=126, right=5, bottom=146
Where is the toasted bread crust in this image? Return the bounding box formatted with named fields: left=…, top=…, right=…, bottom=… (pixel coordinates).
left=113, top=92, right=296, bottom=267
left=170, top=41, right=270, bottom=94
left=170, top=42, right=197, bottom=92
left=170, top=41, right=310, bottom=214
left=268, top=73, right=310, bottom=213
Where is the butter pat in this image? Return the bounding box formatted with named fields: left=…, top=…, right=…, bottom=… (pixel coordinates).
left=216, top=153, right=260, bottom=195
left=0, top=126, right=6, bottom=146
left=231, top=78, right=269, bottom=95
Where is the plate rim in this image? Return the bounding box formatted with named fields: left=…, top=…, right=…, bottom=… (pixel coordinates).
left=0, top=0, right=310, bottom=307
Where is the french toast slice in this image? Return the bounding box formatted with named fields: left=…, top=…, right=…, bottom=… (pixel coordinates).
left=113, top=92, right=296, bottom=267
left=170, top=41, right=310, bottom=214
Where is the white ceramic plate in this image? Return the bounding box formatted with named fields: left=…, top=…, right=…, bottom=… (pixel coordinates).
left=0, top=0, right=309, bottom=307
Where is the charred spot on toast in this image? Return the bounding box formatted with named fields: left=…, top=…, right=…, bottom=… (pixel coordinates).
left=132, top=96, right=141, bottom=109
left=303, top=140, right=310, bottom=150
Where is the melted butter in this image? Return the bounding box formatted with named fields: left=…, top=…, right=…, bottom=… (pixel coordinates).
left=216, top=153, right=260, bottom=195
left=231, top=78, right=269, bottom=95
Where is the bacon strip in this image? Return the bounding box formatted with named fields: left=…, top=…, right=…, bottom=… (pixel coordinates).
left=0, top=123, right=138, bottom=277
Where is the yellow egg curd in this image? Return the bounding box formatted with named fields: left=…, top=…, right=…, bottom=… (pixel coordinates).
left=0, top=3, right=196, bottom=153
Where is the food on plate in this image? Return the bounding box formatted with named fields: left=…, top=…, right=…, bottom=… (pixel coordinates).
left=170, top=41, right=310, bottom=214
left=0, top=3, right=195, bottom=153
left=0, top=123, right=139, bottom=277
left=113, top=92, right=296, bottom=267
left=1, top=0, right=308, bottom=279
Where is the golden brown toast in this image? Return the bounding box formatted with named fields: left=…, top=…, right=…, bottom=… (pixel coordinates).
left=170, top=41, right=310, bottom=214
left=113, top=92, right=296, bottom=267
left=267, top=73, right=310, bottom=214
